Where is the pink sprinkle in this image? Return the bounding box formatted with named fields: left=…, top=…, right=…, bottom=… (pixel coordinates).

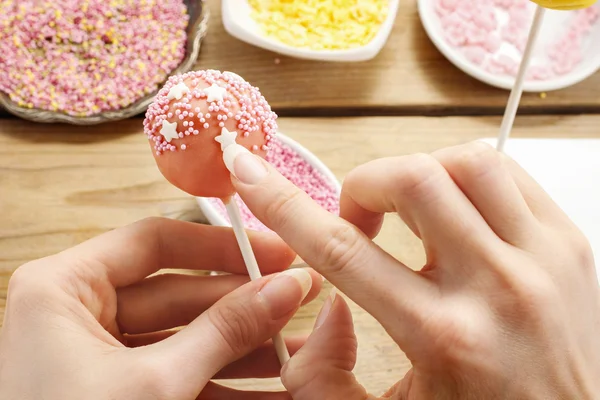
left=144, top=70, right=278, bottom=156
left=181, top=144, right=187, bottom=150
left=435, top=0, right=599, bottom=81
left=463, top=46, right=487, bottom=65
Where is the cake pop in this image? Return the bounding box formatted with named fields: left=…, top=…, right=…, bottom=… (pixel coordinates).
left=143, top=70, right=277, bottom=199
left=143, top=69, right=290, bottom=365
left=530, top=0, right=596, bottom=9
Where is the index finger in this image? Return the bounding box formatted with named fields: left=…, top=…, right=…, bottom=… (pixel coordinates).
left=62, top=218, right=296, bottom=287
left=230, top=150, right=436, bottom=333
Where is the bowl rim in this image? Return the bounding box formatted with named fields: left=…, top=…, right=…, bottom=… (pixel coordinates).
left=0, top=0, right=210, bottom=125
left=221, top=0, right=400, bottom=62
left=417, top=0, right=600, bottom=92
left=196, top=132, right=342, bottom=227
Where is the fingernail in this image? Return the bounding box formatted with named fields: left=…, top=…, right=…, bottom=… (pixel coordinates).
left=259, top=268, right=313, bottom=319
left=223, top=144, right=268, bottom=185
left=315, top=288, right=336, bottom=329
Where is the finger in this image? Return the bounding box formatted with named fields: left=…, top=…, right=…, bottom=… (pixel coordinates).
left=339, top=191, right=385, bottom=239
left=117, top=271, right=322, bottom=334
left=199, top=381, right=290, bottom=400
left=214, top=336, right=306, bottom=379
left=432, top=141, right=541, bottom=246
left=63, top=218, right=296, bottom=287
left=128, top=332, right=306, bottom=378
left=282, top=290, right=370, bottom=400
left=143, top=268, right=320, bottom=396
left=502, top=154, right=576, bottom=229
left=231, top=151, right=436, bottom=345
left=339, top=154, right=502, bottom=263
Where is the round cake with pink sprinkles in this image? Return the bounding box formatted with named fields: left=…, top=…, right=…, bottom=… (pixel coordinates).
left=143, top=69, right=277, bottom=199
left=0, top=0, right=189, bottom=116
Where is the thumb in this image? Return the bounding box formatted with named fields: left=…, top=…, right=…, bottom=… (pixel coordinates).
left=282, top=289, right=371, bottom=400
left=142, top=268, right=318, bottom=398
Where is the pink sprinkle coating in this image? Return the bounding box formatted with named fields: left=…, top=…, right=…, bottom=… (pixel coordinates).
left=208, top=139, right=340, bottom=232
left=0, top=0, right=188, bottom=116
left=144, top=70, right=278, bottom=155
left=436, top=0, right=599, bottom=80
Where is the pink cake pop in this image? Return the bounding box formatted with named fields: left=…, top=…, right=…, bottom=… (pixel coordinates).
left=143, top=70, right=277, bottom=198
left=144, top=70, right=291, bottom=365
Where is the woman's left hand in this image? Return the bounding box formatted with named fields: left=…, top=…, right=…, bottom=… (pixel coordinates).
left=0, top=217, right=322, bottom=400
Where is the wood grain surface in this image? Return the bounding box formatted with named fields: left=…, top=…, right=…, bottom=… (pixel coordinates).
left=1, top=115, right=599, bottom=394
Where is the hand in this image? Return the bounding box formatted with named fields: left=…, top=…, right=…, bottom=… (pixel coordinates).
left=0, top=217, right=323, bottom=400
left=230, top=141, right=600, bottom=399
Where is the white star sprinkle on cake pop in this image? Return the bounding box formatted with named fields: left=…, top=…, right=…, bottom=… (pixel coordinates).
left=204, top=83, right=227, bottom=103
left=160, top=120, right=179, bottom=143
left=167, top=82, right=191, bottom=101
left=214, top=127, right=238, bottom=150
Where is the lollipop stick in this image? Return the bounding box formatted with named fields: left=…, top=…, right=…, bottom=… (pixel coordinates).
left=223, top=197, right=291, bottom=365
left=497, top=6, right=546, bottom=153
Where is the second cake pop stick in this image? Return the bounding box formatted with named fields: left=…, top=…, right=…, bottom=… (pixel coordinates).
left=223, top=197, right=291, bottom=365
left=497, top=6, right=546, bottom=153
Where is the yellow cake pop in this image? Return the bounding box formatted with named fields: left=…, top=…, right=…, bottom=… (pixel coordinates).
left=530, top=0, right=597, bottom=10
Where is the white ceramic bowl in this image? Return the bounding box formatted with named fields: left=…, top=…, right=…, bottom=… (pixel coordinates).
left=222, top=0, right=399, bottom=62
left=418, top=0, right=600, bottom=92
left=196, top=133, right=341, bottom=227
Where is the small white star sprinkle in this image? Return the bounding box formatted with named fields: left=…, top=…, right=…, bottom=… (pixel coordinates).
left=160, top=120, right=179, bottom=143
left=214, top=127, right=238, bottom=151
left=204, top=83, right=227, bottom=103
left=167, top=82, right=190, bottom=101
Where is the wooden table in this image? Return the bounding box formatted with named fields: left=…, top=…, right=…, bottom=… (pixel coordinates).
left=1, top=0, right=599, bottom=395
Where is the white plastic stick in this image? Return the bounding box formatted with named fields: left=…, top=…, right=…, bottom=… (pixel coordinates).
left=497, top=6, right=546, bottom=153
left=223, top=198, right=291, bottom=365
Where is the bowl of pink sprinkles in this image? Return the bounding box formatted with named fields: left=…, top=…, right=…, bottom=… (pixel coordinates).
left=196, top=133, right=341, bottom=232
left=419, top=0, right=600, bottom=91
left=0, top=0, right=208, bottom=124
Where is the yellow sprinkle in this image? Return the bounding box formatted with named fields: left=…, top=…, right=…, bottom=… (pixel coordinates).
left=540, top=92, right=547, bottom=99
left=248, top=0, right=388, bottom=50
left=49, top=21, right=56, bottom=27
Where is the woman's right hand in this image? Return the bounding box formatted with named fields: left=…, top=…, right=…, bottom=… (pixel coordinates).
left=230, top=141, right=600, bottom=399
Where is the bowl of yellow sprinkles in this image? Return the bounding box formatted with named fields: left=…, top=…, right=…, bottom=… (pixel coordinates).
left=222, top=0, right=399, bottom=62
